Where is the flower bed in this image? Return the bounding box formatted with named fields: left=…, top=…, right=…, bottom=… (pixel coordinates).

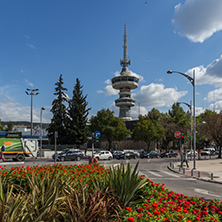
left=122, top=176, right=222, bottom=221
left=0, top=163, right=222, bottom=221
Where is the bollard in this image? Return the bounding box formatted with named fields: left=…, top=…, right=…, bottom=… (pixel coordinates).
left=211, top=173, right=213, bottom=180
left=191, top=169, right=193, bottom=177
left=183, top=168, right=185, bottom=174
left=179, top=167, right=181, bottom=172
left=198, top=171, right=200, bottom=177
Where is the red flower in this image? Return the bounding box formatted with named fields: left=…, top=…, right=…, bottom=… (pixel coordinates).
left=153, top=210, right=161, bottom=216
left=125, top=207, right=131, bottom=212
left=201, top=210, right=208, bottom=216
left=128, top=217, right=135, bottom=222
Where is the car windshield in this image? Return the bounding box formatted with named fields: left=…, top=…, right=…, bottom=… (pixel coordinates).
left=60, top=150, right=68, bottom=154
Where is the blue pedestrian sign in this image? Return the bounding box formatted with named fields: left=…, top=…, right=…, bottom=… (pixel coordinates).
left=94, top=130, right=101, bottom=138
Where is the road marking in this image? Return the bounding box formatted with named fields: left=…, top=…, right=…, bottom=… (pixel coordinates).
left=159, top=170, right=180, bottom=177
left=145, top=170, right=162, bottom=177
left=147, top=177, right=196, bottom=181
left=194, top=188, right=221, bottom=198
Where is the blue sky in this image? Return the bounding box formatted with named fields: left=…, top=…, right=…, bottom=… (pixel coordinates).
left=1, top=0, right=222, bottom=123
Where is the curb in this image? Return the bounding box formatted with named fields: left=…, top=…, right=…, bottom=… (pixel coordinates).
left=167, top=164, right=222, bottom=185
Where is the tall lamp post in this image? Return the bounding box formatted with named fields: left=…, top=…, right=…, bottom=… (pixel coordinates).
left=40, top=107, right=45, bottom=158
left=25, top=88, right=39, bottom=138
left=167, top=70, right=196, bottom=169
left=178, top=101, right=192, bottom=160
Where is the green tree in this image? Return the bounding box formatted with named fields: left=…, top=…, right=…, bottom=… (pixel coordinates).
left=66, top=78, right=91, bottom=147
left=5, top=121, right=14, bottom=131
left=200, top=114, right=222, bottom=158
left=90, top=109, right=130, bottom=150
left=169, top=103, right=190, bottom=127
left=132, top=119, right=164, bottom=151
left=143, top=108, right=163, bottom=122
left=47, top=74, right=68, bottom=144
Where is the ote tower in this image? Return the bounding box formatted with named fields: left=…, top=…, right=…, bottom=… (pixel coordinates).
left=112, top=24, right=139, bottom=121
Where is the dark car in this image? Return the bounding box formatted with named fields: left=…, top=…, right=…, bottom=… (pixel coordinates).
left=113, top=151, right=126, bottom=159
left=160, top=152, right=167, bottom=158
left=53, top=149, right=83, bottom=161
left=166, top=150, right=178, bottom=158
left=148, top=151, right=159, bottom=158
left=140, top=151, right=149, bottom=158
left=124, top=151, right=137, bottom=159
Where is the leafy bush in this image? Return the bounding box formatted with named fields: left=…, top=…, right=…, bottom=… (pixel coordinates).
left=105, top=162, right=150, bottom=207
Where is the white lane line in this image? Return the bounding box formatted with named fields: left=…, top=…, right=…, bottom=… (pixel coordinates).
left=148, top=177, right=196, bottom=181
left=159, top=170, right=180, bottom=177
left=194, top=188, right=221, bottom=198
left=146, top=171, right=162, bottom=177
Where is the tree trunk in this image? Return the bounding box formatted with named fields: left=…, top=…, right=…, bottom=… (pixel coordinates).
left=147, top=141, right=150, bottom=151
left=108, top=141, right=112, bottom=151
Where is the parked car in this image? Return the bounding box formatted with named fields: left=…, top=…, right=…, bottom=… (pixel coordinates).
left=53, top=149, right=83, bottom=161
left=140, top=151, right=149, bottom=158
left=215, top=150, right=222, bottom=155
left=166, top=150, right=178, bottom=158
left=187, top=150, right=198, bottom=157
left=124, top=151, right=137, bottom=159
left=94, top=151, right=113, bottom=160
left=113, top=151, right=125, bottom=159
left=160, top=152, right=167, bottom=158
left=148, top=151, right=159, bottom=158
left=201, top=148, right=215, bottom=156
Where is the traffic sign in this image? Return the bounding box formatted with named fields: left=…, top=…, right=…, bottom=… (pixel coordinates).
left=174, top=131, right=181, bottom=139
left=94, top=130, right=101, bottom=138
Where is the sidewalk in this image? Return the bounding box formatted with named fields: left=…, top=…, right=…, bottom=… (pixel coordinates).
left=168, top=157, right=222, bottom=184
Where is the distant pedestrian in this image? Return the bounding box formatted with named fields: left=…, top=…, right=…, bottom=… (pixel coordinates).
left=181, top=150, right=189, bottom=168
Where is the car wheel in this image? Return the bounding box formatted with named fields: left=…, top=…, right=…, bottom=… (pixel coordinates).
left=108, top=156, right=112, bottom=160
left=76, top=156, right=81, bottom=161
left=134, top=156, right=136, bottom=159
left=16, top=154, right=25, bottom=162
left=60, top=157, right=65, bottom=162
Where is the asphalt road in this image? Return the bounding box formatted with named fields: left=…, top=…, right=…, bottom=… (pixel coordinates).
left=1, top=157, right=222, bottom=202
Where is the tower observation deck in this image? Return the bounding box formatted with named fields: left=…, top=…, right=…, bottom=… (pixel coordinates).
left=112, top=24, right=139, bottom=121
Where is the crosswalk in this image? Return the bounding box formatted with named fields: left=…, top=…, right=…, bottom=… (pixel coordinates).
left=140, top=169, right=195, bottom=181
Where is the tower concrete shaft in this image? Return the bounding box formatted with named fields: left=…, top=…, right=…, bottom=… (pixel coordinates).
left=111, top=24, right=139, bottom=121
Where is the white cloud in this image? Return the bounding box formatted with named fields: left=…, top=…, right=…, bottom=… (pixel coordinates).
left=173, top=0, right=222, bottom=43
left=25, top=79, right=34, bottom=87
left=104, top=79, right=111, bottom=84
left=209, top=101, right=222, bottom=113
left=133, top=83, right=187, bottom=107
left=26, top=43, right=36, bottom=49
left=97, top=90, right=104, bottom=94
left=185, top=55, right=222, bottom=87
left=105, top=85, right=118, bottom=96
left=206, top=88, right=222, bottom=102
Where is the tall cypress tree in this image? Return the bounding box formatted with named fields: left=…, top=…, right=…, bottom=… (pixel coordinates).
left=47, top=74, right=68, bottom=144
left=66, top=78, right=91, bottom=147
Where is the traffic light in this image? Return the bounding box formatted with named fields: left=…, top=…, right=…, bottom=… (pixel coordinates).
left=181, top=133, right=184, bottom=144
left=92, top=133, right=96, bottom=143
left=92, top=133, right=99, bottom=143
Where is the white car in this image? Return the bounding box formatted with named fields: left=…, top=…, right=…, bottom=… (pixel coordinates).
left=187, top=150, right=198, bottom=157
left=201, top=148, right=215, bottom=156
left=94, top=151, right=113, bottom=160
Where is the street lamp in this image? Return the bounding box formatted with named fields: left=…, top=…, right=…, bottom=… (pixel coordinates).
left=167, top=70, right=196, bottom=169
left=40, top=107, right=45, bottom=158
left=25, top=88, right=39, bottom=138
left=178, top=101, right=193, bottom=160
